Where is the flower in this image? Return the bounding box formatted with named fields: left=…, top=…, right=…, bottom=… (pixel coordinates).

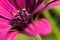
left=0, top=0, right=60, bottom=40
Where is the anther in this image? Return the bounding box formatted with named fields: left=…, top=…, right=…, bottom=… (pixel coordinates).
left=17, top=10, right=21, bottom=13
left=22, top=8, right=26, bottom=11
left=13, top=13, right=16, bottom=16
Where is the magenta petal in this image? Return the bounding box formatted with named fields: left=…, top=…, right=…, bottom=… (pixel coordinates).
left=0, top=23, right=11, bottom=40
left=43, top=1, right=60, bottom=12
left=32, top=2, right=45, bottom=14
left=36, top=18, right=52, bottom=36
left=24, top=22, right=38, bottom=37
left=8, top=0, right=19, bottom=9
left=16, top=0, right=26, bottom=10
left=29, top=0, right=36, bottom=6
left=0, top=6, right=10, bottom=24
left=0, top=0, right=18, bottom=14
left=0, top=18, right=9, bottom=24
left=5, top=32, right=19, bottom=40
left=25, top=0, right=36, bottom=11
left=0, top=6, right=13, bottom=19
left=9, top=0, right=26, bottom=10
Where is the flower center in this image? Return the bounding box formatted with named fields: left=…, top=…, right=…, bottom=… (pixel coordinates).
left=10, top=8, right=31, bottom=31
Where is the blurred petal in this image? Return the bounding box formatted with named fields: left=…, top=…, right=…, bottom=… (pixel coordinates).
left=9, top=0, right=26, bottom=10
left=32, top=2, right=45, bottom=14
left=36, top=18, right=52, bottom=36
left=43, top=1, right=60, bottom=12
left=8, top=0, right=19, bottom=9
left=0, top=18, right=9, bottom=24
left=25, top=0, right=36, bottom=12
left=0, top=23, right=11, bottom=40
left=0, top=6, right=13, bottom=19
left=16, top=0, right=26, bottom=10
left=0, top=0, right=18, bottom=14
left=5, top=31, right=19, bottom=40
left=24, top=22, right=38, bottom=37
left=32, top=1, right=60, bottom=14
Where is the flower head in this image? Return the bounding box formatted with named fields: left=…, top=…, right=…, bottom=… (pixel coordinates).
left=0, top=0, right=60, bottom=40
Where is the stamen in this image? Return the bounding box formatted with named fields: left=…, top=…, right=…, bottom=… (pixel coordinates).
left=22, top=8, right=28, bottom=18
left=22, top=8, right=26, bottom=11
left=17, top=10, right=21, bottom=13
left=10, top=8, right=31, bottom=31
left=17, top=10, right=21, bottom=16
left=17, top=10, right=23, bottom=19
left=13, top=13, right=16, bottom=16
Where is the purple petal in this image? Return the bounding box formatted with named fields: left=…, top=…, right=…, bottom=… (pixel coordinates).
left=34, top=18, right=52, bottom=36
left=43, top=1, right=60, bottom=12
left=24, top=21, right=38, bottom=37
left=16, top=0, right=26, bottom=10
left=8, top=0, right=19, bottom=9
left=32, top=1, right=60, bottom=14
left=5, top=32, right=19, bottom=40
left=0, top=6, right=13, bottom=19
left=9, top=0, right=26, bottom=10
left=0, top=18, right=9, bottom=24
left=25, top=0, right=36, bottom=12
left=0, top=23, right=11, bottom=40
left=32, top=2, right=45, bottom=14
left=0, top=0, right=18, bottom=14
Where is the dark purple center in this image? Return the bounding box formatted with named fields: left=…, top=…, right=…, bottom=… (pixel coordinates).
left=10, top=10, right=31, bottom=31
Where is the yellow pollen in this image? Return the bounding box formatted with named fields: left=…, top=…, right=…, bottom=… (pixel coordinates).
left=17, top=10, right=20, bottom=12
left=13, top=13, right=16, bottom=16
left=22, top=8, right=26, bottom=11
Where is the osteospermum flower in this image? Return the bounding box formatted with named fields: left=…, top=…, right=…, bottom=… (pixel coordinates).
left=0, top=0, right=60, bottom=40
